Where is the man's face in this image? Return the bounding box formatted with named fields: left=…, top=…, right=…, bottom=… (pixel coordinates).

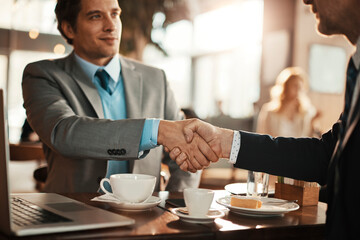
left=303, top=0, right=359, bottom=43
left=64, top=0, right=122, bottom=66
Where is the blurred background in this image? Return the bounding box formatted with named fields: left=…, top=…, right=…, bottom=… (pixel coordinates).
left=0, top=0, right=355, bottom=191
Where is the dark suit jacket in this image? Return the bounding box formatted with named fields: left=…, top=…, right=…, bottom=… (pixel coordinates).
left=235, top=68, right=360, bottom=239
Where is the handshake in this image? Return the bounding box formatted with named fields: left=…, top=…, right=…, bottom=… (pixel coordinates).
left=157, top=119, right=234, bottom=173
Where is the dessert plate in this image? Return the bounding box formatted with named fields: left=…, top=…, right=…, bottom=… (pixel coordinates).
left=171, top=207, right=225, bottom=224
left=216, top=196, right=299, bottom=217
left=225, top=183, right=275, bottom=195
left=91, top=195, right=161, bottom=211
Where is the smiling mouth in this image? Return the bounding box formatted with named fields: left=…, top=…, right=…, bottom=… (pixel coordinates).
left=100, top=37, right=119, bottom=45
left=100, top=37, right=118, bottom=41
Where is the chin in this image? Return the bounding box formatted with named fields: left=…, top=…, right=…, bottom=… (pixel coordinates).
left=102, top=49, right=118, bottom=58
left=316, top=17, right=339, bottom=36
left=318, top=27, right=338, bottom=37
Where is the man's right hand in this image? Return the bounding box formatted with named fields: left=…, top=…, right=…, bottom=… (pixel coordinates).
left=169, top=119, right=234, bottom=172
left=157, top=120, right=220, bottom=172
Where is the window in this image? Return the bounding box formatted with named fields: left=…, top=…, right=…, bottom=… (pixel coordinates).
left=144, top=0, right=264, bottom=119
left=144, top=20, right=193, bottom=108
left=192, top=0, right=264, bottom=118
left=6, top=0, right=58, bottom=34
left=309, top=44, right=347, bottom=94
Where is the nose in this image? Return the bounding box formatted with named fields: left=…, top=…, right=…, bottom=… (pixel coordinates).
left=103, top=15, right=116, bottom=32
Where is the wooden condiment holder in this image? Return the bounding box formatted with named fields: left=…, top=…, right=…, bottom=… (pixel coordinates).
left=274, top=182, right=320, bottom=206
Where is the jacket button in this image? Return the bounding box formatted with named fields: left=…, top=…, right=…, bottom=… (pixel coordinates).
left=120, top=149, right=126, bottom=155
left=107, top=149, right=113, bottom=155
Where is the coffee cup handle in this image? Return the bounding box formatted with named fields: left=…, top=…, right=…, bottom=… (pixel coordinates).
left=100, top=178, right=112, bottom=195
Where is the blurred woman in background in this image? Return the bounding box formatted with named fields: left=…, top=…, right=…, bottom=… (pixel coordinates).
left=257, top=67, right=320, bottom=137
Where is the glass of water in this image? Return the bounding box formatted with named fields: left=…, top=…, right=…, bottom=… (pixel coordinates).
left=247, top=171, right=269, bottom=197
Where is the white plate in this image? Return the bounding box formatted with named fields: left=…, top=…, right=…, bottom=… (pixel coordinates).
left=216, top=196, right=299, bottom=217
left=171, top=207, right=225, bottom=224
left=224, top=183, right=248, bottom=195
left=225, top=183, right=275, bottom=195
left=92, top=195, right=161, bottom=211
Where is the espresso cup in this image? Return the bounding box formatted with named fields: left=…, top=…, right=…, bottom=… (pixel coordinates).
left=184, top=188, right=214, bottom=217
left=100, top=174, right=156, bottom=203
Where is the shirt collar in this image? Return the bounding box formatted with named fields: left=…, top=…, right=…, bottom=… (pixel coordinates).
left=352, top=37, right=360, bottom=71
left=74, top=53, right=121, bottom=83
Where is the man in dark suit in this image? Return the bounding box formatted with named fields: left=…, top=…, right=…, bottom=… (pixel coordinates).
left=169, top=0, right=360, bottom=238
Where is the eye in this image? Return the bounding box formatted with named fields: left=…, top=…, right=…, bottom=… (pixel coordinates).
left=112, top=11, right=120, bottom=18
left=89, top=14, right=101, bottom=20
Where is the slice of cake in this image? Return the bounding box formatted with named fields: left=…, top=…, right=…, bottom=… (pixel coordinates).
left=230, top=196, right=262, bottom=209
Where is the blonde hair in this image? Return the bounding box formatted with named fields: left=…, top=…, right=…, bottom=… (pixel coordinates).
left=267, top=67, right=312, bottom=114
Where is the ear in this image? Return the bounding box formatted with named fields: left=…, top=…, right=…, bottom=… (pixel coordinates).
left=61, top=21, right=75, bottom=40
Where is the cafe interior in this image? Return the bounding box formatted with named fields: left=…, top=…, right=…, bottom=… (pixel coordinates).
left=0, top=0, right=356, bottom=239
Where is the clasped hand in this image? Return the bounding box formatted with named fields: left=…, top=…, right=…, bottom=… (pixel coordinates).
left=158, top=119, right=233, bottom=172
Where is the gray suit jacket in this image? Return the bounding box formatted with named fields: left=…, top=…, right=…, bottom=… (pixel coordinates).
left=22, top=52, right=200, bottom=193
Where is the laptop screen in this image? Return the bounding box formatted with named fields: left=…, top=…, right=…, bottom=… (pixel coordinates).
left=0, top=89, right=12, bottom=235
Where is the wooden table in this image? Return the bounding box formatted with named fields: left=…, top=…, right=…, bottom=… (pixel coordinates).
left=0, top=191, right=326, bottom=240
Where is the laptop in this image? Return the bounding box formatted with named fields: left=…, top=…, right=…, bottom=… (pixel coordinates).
left=0, top=89, right=135, bottom=236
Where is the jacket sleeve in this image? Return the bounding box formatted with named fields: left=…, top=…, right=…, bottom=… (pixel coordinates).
left=234, top=121, right=340, bottom=185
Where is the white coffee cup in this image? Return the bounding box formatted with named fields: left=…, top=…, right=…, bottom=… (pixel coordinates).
left=100, top=174, right=156, bottom=203
left=184, top=188, right=214, bottom=217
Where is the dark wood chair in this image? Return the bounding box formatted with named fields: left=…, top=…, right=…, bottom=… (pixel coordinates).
left=9, top=143, right=44, bottom=161
left=9, top=143, right=46, bottom=191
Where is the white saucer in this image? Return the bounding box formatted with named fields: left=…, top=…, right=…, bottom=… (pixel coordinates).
left=224, top=183, right=248, bottom=195
left=224, top=183, right=275, bottom=195
left=216, top=196, right=299, bottom=217
left=171, top=207, right=225, bottom=224
left=92, top=195, right=161, bottom=211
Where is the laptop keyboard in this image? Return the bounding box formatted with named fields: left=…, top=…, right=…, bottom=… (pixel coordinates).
left=11, top=197, right=72, bottom=227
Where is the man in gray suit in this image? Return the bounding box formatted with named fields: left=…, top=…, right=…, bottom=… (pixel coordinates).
left=22, top=0, right=216, bottom=193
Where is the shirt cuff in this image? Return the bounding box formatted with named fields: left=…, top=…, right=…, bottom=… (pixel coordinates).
left=139, top=119, right=160, bottom=152
left=229, top=131, right=241, bottom=164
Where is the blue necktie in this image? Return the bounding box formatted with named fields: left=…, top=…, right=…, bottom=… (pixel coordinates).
left=341, top=59, right=359, bottom=134
left=96, top=69, right=112, bottom=94
left=96, top=69, right=128, bottom=192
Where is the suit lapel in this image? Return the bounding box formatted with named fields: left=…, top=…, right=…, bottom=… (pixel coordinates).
left=327, top=78, right=360, bottom=222
left=330, top=104, right=360, bottom=169
left=64, top=55, right=144, bottom=172
left=329, top=73, right=360, bottom=162
left=120, top=57, right=143, bottom=172
left=328, top=76, right=359, bottom=176
left=120, top=57, right=143, bottom=119
left=341, top=77, right=360, bottom=150
left=346, top=74, right=360, bottom=128
left=65, top=53, right=104, bottom=118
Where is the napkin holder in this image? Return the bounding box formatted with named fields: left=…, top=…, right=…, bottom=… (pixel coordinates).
left=274, top=182, right=320, bottom=206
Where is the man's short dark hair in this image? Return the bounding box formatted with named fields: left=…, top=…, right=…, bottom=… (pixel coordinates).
left=55, top=0, right=82, bottom=45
